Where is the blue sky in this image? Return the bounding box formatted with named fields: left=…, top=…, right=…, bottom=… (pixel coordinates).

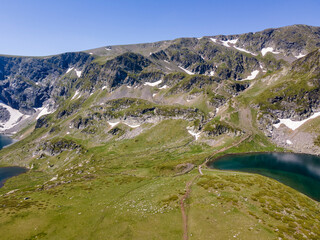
left=1, top=0, right=320, bottom=56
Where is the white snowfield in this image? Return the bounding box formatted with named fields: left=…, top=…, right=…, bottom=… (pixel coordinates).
left=0, top=102, right=25, bottom=130
left=209, top=71, right=215, bottom=76
left=187, top=129, right=201, bottom=140
left=36, top=106, right=54, bottom=120
left=295, top=53, right=306, bottom=59
left=105, top=47, right=111, bottom=51
left=107, top=121, right=140, bottom=128
left=75, top=69, right=82, bottom=78
left=210, top=38, right=217, bottom=43
left=50, top=176, right=58, bottom=182
left=159, top=85, right=168, bottom=89
left=273, top=112, right=320, bottom=131
left=234, top=46, right=257, bottom=56
left=71, top=90, right=81, bottom=100
left=127, top=86, right=132, bottom=89
left=102, top=86, right=107, bottom=90
left=66, top=67, right=74, bottom=73
left=144, top=80, right=162, bottom=87
left=286, top=140, right=293, bottom=145
left=243, top=70, right=259, bottom=80
left=164, top=60, right=170, bottom=63
left=107, top=121, right=120, bottom=127
left=261, top=47, right=280, bottom=56
left=125, top=123, right=140, bottom=128
left=152, top=93, right=157, bottom=97
left=260, top=64, right=267, bottom=73
left=178, top=66, right=194, bottom=75
left=221, top=39, right=238, bottom=47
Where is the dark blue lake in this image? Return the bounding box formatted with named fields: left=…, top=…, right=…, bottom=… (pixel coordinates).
left=208, top=152, right=320, bottom=201
left=0, top=134, right=13, bottom=149
left=0, top=167, right=27, bottom=188
left=0, top=135, right=27, bottom=188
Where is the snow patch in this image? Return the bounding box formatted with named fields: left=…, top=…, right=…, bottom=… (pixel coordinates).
left=50, top=176, right=58, bottom=181
left=210, top=38, right=217, bottom=43
left=144, top=80, right=162, bottom=87
left=108, top=121, right=120, bottom=128
left=75, top=69, right=82, bottom=78
left=178, top=66, right=194, bottom=75
left=259, top=64, right=267, bottom=73
left=187, top=128, right=201, bottom=140
left=273, top=112, right=320, bottom=131
left=71, top=90, right=81, bottom=100
left=295, top=53, right=306, bottom=59
left=159, top=85, right=168, bottom=89
left=221, top=38, right=238, bottom=47
left=105, top=47, right=111, bottom=51
left=234, top=46, right=257, bottom=56
left=209, top=71, right=215, bottom=76
left=152, top=93, right=156, bottom=97
left=127, top=86, right=132, bottom=89
left=36, top=106, right=54, bottom=120
left=102, top=86, right=107, bottom=90
left=261, top=47, right=280, bottom=56
left=66, top=67, right=74, bottom=73
left=125, top=123, right=140, bottom=128
left=286, top=140, right=293, bottom=145
left=89, top=52, right=93, bottom=55
left=164, top=60, right=169, bottom=63
left=0, top=102, right=25, bottom=130
left=216, top=108, right=219, bottom=113
left=243, top=70, right=259, bottom=80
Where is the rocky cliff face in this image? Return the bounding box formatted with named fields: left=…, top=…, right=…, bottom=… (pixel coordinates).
left=0, top=52, right=93, bottom=113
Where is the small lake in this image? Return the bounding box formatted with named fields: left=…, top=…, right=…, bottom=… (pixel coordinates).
left=0, top=167, right=27, bottom=188
left=208, top=152, right=320, bottom=201
left=0, top=135, right=26, bottom=188
left=0, top=134, right=13, bottom=149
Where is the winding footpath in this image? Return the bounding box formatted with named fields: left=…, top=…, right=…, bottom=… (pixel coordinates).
left=179, top=134, right=251, bottom=240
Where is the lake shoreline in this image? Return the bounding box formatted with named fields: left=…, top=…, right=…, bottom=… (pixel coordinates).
left=207, top=152, right=320, bottom=201
left=206, top=150, right=320, bottom=167
left=0, top=166, right=28, bottom=188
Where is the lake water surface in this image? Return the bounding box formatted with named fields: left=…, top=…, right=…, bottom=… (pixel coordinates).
left=0, top=167, right=27, bottom=188
left=0, top=135, right=27, bottom=188
left=0, top=134, right=13, bottom=149
left=208, top=152, right=320, bottom=201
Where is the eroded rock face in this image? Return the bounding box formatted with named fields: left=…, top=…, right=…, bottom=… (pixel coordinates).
left=39, top=138, right=84, bottom=156
left=0, top=52, right=93, bottom=111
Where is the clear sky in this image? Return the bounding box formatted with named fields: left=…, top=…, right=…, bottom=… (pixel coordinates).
left=1, top=0, right=320, bottom=56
